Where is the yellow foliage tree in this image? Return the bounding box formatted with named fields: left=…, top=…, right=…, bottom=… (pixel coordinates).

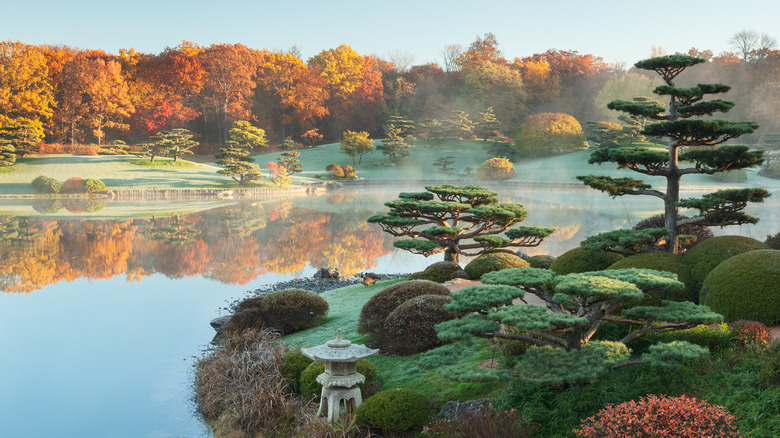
left=0, top=41, right=55, bottom=137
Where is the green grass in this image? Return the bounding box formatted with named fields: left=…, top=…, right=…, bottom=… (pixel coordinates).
left=282, top=279, right=509, bottom=407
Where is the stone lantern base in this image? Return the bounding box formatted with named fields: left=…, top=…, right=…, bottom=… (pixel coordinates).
left=317, top=386, right=362, bottom=423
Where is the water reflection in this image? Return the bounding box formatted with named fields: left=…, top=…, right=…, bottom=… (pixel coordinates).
left=0, top=200, right=394, bottom=294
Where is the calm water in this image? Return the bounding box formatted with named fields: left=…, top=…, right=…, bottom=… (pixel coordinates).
left=0, top=185, right=776, bottom=437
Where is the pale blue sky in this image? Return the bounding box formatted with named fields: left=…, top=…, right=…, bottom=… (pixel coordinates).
left=4, top=0, right=779, bottom=66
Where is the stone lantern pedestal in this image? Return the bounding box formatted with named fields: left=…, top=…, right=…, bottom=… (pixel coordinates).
left=301, top=329, right=378, bottom=423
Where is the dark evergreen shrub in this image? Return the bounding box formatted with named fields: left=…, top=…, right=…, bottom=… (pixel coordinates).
left=355, top=388, right=431, bottom=432
left=549, top=247, right=623, bottom=275
left=358, top=280, right=450, bottom=348
left=527, top=254, right=555, bottom=269
left=382, top=295, right=457, bottom=355
left=759, top=341, right=780, bottom=387
left=683, top=235, right=767, bottom=294
left=280, top=347, right=313, bottom=393
left=464, top=252, right=529, bottom=279
left=703, top=250, right=780, bottom=325
left=409, top=261, right=468, bottom=283
left=766, top=232, right=780, bottom=250
left=227, top=289, right=328, bottom=335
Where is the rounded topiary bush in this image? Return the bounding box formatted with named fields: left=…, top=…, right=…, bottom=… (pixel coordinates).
left=382, top=295, right=457, bottom=355
left=464, top=252, right=529, bottom=279
left=299, top=359, right=377, bottom=400
left=81, top=178, right=107, bottom=193
left=549, top=247, right=624, bottom=275
left=683, top=235, right=767, bottom=293
left=573, top=394, right=742, bottom=437
left=358, top=280, right=450, bottom=348
left=703, top=249, right=780, bottom=325
left=227, top=289, right=328, bottom=335
left=607, top=252, right=694, bottom=304
left=527, top=254, right=556, bottom=269
left=409, top=261, right=468, bottom=283
left=476, top=157, right=515, bottom=180
left=355, top=388, right=431, bottom=433
left=280, top=347, right=313, bottom=393
left=31, top=175, right=62, bottom=194
left=63, top=176, right=84, bottom=193
left=511, top=112, right=585, bottom=158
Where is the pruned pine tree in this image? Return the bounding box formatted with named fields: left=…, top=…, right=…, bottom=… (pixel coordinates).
left=0, top=124, right=41, bottom=161
left=215, top=144, right=262, bottom=185
left=475, top=107, right=501, bottom=140
left=368, top=185, right=555, bottom=264
left=277, top=151, right=302, bottom=175
left=436, top=267, right=723, bottom=386
left=578, top=55, right=767, bottom=253
left=377, top=124, right=411, bottom=162
left=445, top=110, right=474, bottom=139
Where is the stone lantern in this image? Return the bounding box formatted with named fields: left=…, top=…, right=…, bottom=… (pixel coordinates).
left=301, top=329, right=379, bottom=423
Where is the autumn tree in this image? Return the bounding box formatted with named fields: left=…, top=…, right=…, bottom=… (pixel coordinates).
left=729, top=30, right=778, bottom=62
left=457, top=33, right=506, bottom=70
left=462, top=61, right=526, bottom=131
left=578, top=55, right=767, bottom=253
left=199, top=44, right=260, bottom=144
left=368, top=185, right=555, bottom=264
left=437, top=267, right=722, bottom=385
left=0, top=41, right=54, bottom=137
left=301, top=128, right=323, bottom=147
left=339, top=130, right=373, bottom=165
left=309, top=45, right=365, bottom=136
left=445, top=110, right=474, bottom=139
left=440, top=44, right=463, bottom=72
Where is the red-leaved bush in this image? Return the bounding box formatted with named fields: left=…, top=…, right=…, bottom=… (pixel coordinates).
left=573, top=394, right=742, bottom=438
left=62, top=177, right=84, bottom=193
left=730, top=320, right=773, bottom=347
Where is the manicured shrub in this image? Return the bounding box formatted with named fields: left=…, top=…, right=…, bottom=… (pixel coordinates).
left=299, top=359, right=377, bottom=400
left=633, top=213, right=713, bottom=253
left=703, top=250, right=780, bottom=325
left=280, top=347, right=314, bottom=393
left=573, top=394, right=742, bottom=437
left=464, top=252, right=529, bottom=279
left=325, top=164, right=344, bottom=178
left=62, top=176, right=84, bottom=193
left=32, top=199, right=63, bottom=214
left=607, top=252, right=694, bottom=304
left=382, top=295, right=458, bottom=355
left=766, top=232, right=780, bottom=250
left=729, top=320, right=773, bottom=348
left=511, top=112, right=586, bottom=157
left=31, top=175, right=62, bottom=194
left=629, top=323, right=734, bottom=356
left=355, top=388, right=431, bottom=432
left=227, top=289, right=329, bottom=335
left=476, top=157, right=515, bottom=180
left=527, top=254, right=555, bottom=269
left=711, top=168, right=748, bottom=182
left=683, top=235, right=767, bottom=294
left=409, top=261, right=469, bottom=283
left=341, top=165, right=356, bottom=178
left=80, top=178, right=106, bottom=193
left=358, top=280, right=450, bottom=348
left=549, top=247, right=624, bottom=275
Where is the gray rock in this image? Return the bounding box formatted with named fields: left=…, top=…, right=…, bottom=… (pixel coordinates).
left=210, top=316, right=231, bottom=334
left=439, top=398, right=493, bottom=421
left=314, top=267, right=340, bottom=279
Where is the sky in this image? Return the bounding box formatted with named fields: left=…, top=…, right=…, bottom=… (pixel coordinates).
left=4, top=0, right=780, bottom=66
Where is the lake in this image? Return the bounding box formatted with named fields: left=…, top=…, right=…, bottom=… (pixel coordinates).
left=0, top=183, right=777, bottom=437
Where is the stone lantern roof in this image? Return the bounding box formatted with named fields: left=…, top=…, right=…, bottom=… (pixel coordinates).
left=301, top=329, right=378, bottom=362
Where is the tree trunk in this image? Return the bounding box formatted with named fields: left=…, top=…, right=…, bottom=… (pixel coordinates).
left=444, top=250, right=459, bottom=265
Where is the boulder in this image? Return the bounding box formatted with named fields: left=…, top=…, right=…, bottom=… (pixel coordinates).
left=314, top=267, right=340, bottom=279
left=210, top=316, right=231, bottom=334
left=439, top=398, right=493, bottom=420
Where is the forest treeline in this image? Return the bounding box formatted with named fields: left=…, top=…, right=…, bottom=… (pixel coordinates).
left=3, top=33, right=780, bottom=148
